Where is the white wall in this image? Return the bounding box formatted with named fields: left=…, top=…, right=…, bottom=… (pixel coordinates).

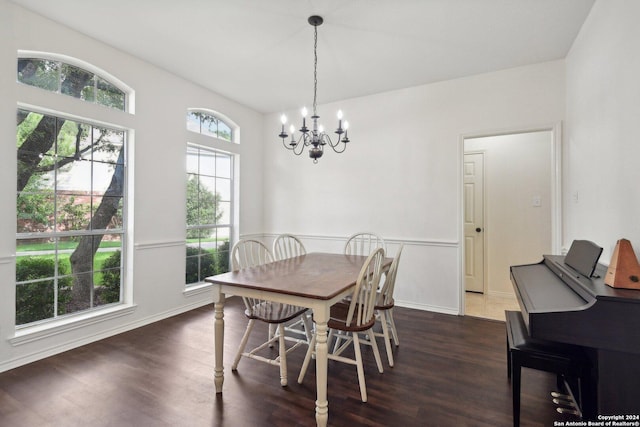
left=565, top=0, right=640, bottom=260
left=465, top=132, right=553, bottom=296
left=263, top=61, right=565, bottom=314
left=0, top=2, right=264, bottom=372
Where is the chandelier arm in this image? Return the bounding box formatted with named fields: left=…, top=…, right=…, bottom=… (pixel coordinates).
left=322, top=134, right=348, bottom=154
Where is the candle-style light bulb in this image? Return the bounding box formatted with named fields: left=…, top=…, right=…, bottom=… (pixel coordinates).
left=337, top=110, right=343, bottom=120
left=344, top=121, right=349, bottom=130
left=289, top=124, right=295, bottom=134
left=318, top=124, right=324, bottom=134
left=280, top=114, right=287, bottom=125
left=301, top=107, right=308, bottom=118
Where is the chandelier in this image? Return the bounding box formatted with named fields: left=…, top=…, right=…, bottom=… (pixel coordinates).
left=278, top=15, right=350, bottom=163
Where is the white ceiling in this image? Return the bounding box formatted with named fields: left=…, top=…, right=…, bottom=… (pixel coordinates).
left=10, top=0, right=595, bottom=114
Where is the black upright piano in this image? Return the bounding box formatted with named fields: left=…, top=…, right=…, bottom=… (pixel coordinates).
left=510, top=254, right=640, bottom=416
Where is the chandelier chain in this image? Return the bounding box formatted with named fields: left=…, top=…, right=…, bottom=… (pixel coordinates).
left=313, top=24, right=318, bottom=116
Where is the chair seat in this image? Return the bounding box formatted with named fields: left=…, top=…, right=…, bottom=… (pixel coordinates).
left=245, top=301, right=308, bottom=324
left=327, top=301, right=376, bottom=332
left=374, top=298, right=394, bottom=311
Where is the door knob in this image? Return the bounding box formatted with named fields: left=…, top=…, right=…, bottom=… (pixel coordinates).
left=475, top=227, right=482, bottom=232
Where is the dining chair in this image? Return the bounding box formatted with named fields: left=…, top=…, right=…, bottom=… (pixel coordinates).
left=373, top=243, right=404, bottom=367
left=271, top=234, right=313, bottom=343
left=230, top=239, right=309, bottom=386
left=344, top=232, right=386, bottom=256
left=298, top=247, right=386, bottom=402
left=273, top=233, right=307, bottom=260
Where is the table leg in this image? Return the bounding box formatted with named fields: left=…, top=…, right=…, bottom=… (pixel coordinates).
left=314, top=306, right=330, bottom=427
left=214, top=293, right=225, bottom=393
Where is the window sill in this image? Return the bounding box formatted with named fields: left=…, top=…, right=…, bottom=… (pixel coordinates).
left=10, top=304, right=137, bottom=346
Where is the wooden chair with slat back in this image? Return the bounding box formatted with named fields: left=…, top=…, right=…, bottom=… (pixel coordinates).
left=298, top=247, right=386, bottom=402
left=374, top=243, right=403, bottom=367
left=344, top=232, right=386, bottom=256
left=230, top=239, right=309, bottom=386
left=270, top=234, right=313, bottom=343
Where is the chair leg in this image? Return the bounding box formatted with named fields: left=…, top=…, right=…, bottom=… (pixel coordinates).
left=352, top=332, right=368, bottom=403
left=268, top=323, right=275, bottom=348
left=301, top=313, right=313, bottom=343
left=367, top=328, right=384, bottom=374
left=278, top=324, right=288, bottom=387
left=233, top=319, right=256, bottom=370
left=388, top=308, right=400, bottom=346
left=378, top=311, right=394, bottom=367
left=298, top=334, right=316, bottom=384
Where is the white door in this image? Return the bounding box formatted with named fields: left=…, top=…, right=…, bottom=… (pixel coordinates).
left=464, top=153, right=484, bottom=293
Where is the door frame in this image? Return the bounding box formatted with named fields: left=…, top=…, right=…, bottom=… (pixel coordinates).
left=458, top=122, right=563, bottom=315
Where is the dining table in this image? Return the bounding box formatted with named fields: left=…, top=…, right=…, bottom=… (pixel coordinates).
left=205, top=251, right=392, bottom=427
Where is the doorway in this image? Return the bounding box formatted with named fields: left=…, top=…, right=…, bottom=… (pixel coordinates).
left=461, top=128, right=561, bottom=320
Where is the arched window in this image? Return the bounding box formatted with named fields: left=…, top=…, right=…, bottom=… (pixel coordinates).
left=18, top=57, right=127, bottom=111
left=15, top=54, right=131, bottom=326
left=185, top=110, right=237, bottom=287
left=186, top=110, right=235, bottom=143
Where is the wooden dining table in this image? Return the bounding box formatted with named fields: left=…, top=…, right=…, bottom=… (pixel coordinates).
left=205, top=252, right=391, bottom=427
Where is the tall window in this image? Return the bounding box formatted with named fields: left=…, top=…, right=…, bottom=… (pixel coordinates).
left=16, top=56, right=128, bottom=326
left=185, top=146, right=233, bottom=285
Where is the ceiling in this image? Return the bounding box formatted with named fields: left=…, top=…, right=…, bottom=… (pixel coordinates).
left=10, top=0, right=595, bottom=114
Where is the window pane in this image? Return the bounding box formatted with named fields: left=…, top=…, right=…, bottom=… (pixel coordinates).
left=218, top=201, right=231, bottom=225
left=57, top=160, right=91, bottom=194
left=199, top=151, right=216, bottom=176
left=186, top=112, right=200, bottom=133
left=95, top=197, right=124, bottom=230
left=93, top=128, right=125, bottom=164
left=186, top=174, right=200, bottom=226
left=17, top=189, right=54, bottom=233
left=17, top=58, right=59, bottom=92
left=201, top=116, right=218, bottom=138
left=216, top=178, right=231, bottom=201
left=56, top=194, right=91, bottom=232
left=186, top=146, right=199, bottom=174
left=216, top=154, right=231, bottom=178
left=198, top=176, right=217, bottom=225
left=60, top=63, right=95, bottom=99
left=66, top=272, right=93, bottom=314
left=96, top=77, right=125, bottom=110
left=16, top=280, right=55, bottom=325
left=94, top=236, right=122, bottom=305
left=218, top=121, right=232, bottom=142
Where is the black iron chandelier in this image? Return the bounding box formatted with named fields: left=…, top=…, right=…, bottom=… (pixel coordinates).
left=278, top=15, right=350, bottom=163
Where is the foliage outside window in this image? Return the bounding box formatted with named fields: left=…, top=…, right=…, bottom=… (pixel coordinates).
left=18, top=58, right=126, bottom=111
left=16, top=109, right=126, bottom=325
left=186, top=111, right=233, bottom=142
left=186, top=145, right=233, bottom=285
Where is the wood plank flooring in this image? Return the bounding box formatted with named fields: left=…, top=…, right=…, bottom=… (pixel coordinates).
left=0, top=297, right=581, bottom=426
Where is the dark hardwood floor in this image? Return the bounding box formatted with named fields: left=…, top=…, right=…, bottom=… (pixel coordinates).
left=0, top=297, right=580, bottom=426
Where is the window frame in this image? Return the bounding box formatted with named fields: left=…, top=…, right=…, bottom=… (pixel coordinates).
left=14, top=52, right=133, bottom=330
